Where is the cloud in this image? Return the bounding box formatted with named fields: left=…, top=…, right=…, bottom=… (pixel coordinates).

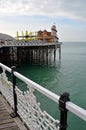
left=0, top=0, right=86, bottom=21
left=59, top=0, right=86, bottom=21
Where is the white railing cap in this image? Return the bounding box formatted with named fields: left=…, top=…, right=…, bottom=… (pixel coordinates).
left=66, top=101, right=86, bottom=121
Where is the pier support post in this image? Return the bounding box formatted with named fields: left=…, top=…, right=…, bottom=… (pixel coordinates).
left=59, top=46, right=61, bottom=61
left=54, top=47, right=56, bottom=62
left=59, top=92, right=70, bottom=130
left=46, top=47, right=48, bottom=64
left=11, top=66, right=18, bottom=117
left=0, top=67, right=3, bottom=94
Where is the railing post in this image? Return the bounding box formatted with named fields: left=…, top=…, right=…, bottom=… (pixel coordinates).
left=11, top=66, right=17, bottom=117
left=0, top=66, right=3, bottom=94
left=0, top=67, right=3, bottom=73
left=59, top=92, right=70, bottom=130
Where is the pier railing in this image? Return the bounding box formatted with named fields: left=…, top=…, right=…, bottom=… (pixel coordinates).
left=0, top=40, right=62, bottom=47
left=0, top=63, right=86, bottom=130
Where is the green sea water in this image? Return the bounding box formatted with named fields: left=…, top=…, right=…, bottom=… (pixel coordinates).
left=17, top=42, right=86, bottom=130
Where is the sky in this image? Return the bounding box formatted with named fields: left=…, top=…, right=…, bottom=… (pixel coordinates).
left=0, top=0, right=86, bottom=42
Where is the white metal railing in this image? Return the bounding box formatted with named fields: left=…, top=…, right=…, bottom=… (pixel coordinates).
left=0, top=40, right=62, bottom=48
left=0, top=63, right=59, bottom=130
left=0, top=63, right=86, bottom=130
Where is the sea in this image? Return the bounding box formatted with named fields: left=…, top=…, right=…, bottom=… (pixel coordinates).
left=17, top=42, right=86, bottom=130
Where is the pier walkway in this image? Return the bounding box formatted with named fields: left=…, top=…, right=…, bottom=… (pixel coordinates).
left=0, top=93, right=27, bottom=130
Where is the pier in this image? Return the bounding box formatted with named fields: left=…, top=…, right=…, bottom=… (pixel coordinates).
left=0, top=63, right=86, bottom=130
left=0, top=24, right=62, bottom=66
left=0, top=41, right=62, bottom=66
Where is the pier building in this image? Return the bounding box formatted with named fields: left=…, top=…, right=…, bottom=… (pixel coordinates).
left=16, top=24, right=59, bottom=43
left=51, top=24, right=59, bottom=42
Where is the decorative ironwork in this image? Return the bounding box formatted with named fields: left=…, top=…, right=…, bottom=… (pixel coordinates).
left=16, top=87, right=59, bottom=130
left=0, top=69, right=59, bottom=130
left=0, top=68, right=14, bottom=107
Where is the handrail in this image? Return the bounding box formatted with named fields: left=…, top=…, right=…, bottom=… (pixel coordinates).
left=66, top=101, right=86, bottom=121
left=0, top=63, right=60, bottom=103
left=14, top=71, right=60, bottom=104
left=0, top=63, right=11, bottom=73
left=0, top=63, right=86, bottom=130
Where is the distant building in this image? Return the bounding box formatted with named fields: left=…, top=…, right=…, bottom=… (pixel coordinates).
left=37, top=29, right=51, bottom=43
left=37, top=25, right=59, bottom=43
left=51, top=25, right=59, bottom=42
left=16, top=25, right=59, bottom=43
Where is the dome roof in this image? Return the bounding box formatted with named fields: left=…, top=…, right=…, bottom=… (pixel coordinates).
left=0, top=33, right=16, bottom=41
left=51, top=25, right=57, bottom=31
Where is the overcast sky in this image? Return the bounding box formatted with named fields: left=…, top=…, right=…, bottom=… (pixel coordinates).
left=0, top=0, right=86, bottom=41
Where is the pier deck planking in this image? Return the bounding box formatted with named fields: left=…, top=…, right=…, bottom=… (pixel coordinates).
left=0, top=94, right=28, bottom=130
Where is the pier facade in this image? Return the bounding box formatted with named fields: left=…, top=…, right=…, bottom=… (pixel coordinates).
left=0, top=40, right=62, bottom=66
left=0, top=24, right=62, bottom=66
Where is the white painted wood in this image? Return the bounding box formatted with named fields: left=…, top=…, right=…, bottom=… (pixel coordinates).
left=16, top=87, right=59, bottom=130
left=66, top=101, right=86, bottom=121
left=0, top=63, right=11, bottom=73
left=0, top=68, right=14, bottom=107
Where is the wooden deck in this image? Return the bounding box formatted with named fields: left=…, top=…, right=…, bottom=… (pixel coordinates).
left=0, top=93, right=28, bottom=130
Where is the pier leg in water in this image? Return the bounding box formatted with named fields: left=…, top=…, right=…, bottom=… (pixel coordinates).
left=59, top=46, right=61, bottom=61
left=54, top=47, right=56, bottom=63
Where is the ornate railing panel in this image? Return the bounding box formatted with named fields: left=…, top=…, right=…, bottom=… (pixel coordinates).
left=0, top=65, right=59, bottom=130
left=16, top=87, right=59, bottom=130
left=0, top=68, right=14, bottom=107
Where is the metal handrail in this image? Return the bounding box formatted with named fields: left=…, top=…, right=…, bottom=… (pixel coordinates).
left=0, top=63, right=60, bottom=103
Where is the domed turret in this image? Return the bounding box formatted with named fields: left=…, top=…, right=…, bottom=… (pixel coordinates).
left=51, top=24, right=58, bottom=42
left=51, top=25, right=57, bottom=32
